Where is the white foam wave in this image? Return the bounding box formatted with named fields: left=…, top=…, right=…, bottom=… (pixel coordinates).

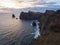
left=31, top=21, right=40, bottom=39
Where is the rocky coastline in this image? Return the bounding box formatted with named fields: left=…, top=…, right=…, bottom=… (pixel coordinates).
left=19, top=11, right=42, bottom=20
left=20, top=10, right=60, bottom=45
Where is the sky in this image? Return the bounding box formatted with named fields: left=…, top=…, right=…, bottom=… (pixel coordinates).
left=0, top=0, right=60, bottom=13
left=0, top=0, right=60, bottom=9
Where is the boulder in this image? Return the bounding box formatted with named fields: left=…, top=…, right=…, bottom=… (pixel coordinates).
left=12, top=14, right=15, bottom=18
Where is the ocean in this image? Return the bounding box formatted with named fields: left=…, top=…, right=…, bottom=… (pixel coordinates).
left=0, top=13, right=40, bottom=45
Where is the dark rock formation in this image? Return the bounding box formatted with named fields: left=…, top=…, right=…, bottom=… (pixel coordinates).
left=45, top=10, right=55, bottom=15
left=19, top=11, right=41, bottom=20
left=16, top=18, right=18, bottom=19
left=47, top=10, right=60, bottom=32
left=20, top=10, right=60, bottom=33
left=19, top=10, right=60, bottom=45
left=12, top=14, right=15, bottom=18
left=29, top=10, right=60, bottom=45
left=32, top=21, right=36, bottom=27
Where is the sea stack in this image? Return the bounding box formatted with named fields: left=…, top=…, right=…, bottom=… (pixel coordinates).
left=32, top=21, right=36, bottom=27
left=12, top=14, right=15, bottom=18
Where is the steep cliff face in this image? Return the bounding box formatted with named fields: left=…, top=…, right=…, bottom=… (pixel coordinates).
left=45, top=10, right=60, bottom=32
left=19, top=10, right=60, bottom=45
left=19, top=11, right=41, bottom=20
left=30, top=10, right=60, bottom=45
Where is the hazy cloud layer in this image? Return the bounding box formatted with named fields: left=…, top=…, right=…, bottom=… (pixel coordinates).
left=0, top=0, right=60, bottom=9
left=0, top=0, right=60, bottom=8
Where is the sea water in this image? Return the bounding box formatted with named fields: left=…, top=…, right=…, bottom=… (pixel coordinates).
left=0, top=14, right=40, bottom=45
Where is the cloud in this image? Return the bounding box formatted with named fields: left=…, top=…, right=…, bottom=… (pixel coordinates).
left=0, top=9, right=10, bottom=13
left=0, top=0, right=60, bottom=9
left=32, top=0, right=60, bottom=8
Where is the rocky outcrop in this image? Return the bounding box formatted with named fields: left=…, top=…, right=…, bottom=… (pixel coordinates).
left=19, top=10, right=60, bottom=45
left=20, top=10, right=55, bottom=20
left=29, top=10, right=60, bottom=45
left=19, top=11, right=41, bottom=20
left=12, top=14, right=15, bottom=18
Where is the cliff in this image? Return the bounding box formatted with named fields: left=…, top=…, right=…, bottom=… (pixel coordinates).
left=29, top=10, right=60, bottom=45
left=19, top=11, right=41, bottom=20
left=19, top=10, right=60, bottom=45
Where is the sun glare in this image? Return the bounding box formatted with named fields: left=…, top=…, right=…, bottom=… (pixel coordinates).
left=0, top=0, right=18, bottom=9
